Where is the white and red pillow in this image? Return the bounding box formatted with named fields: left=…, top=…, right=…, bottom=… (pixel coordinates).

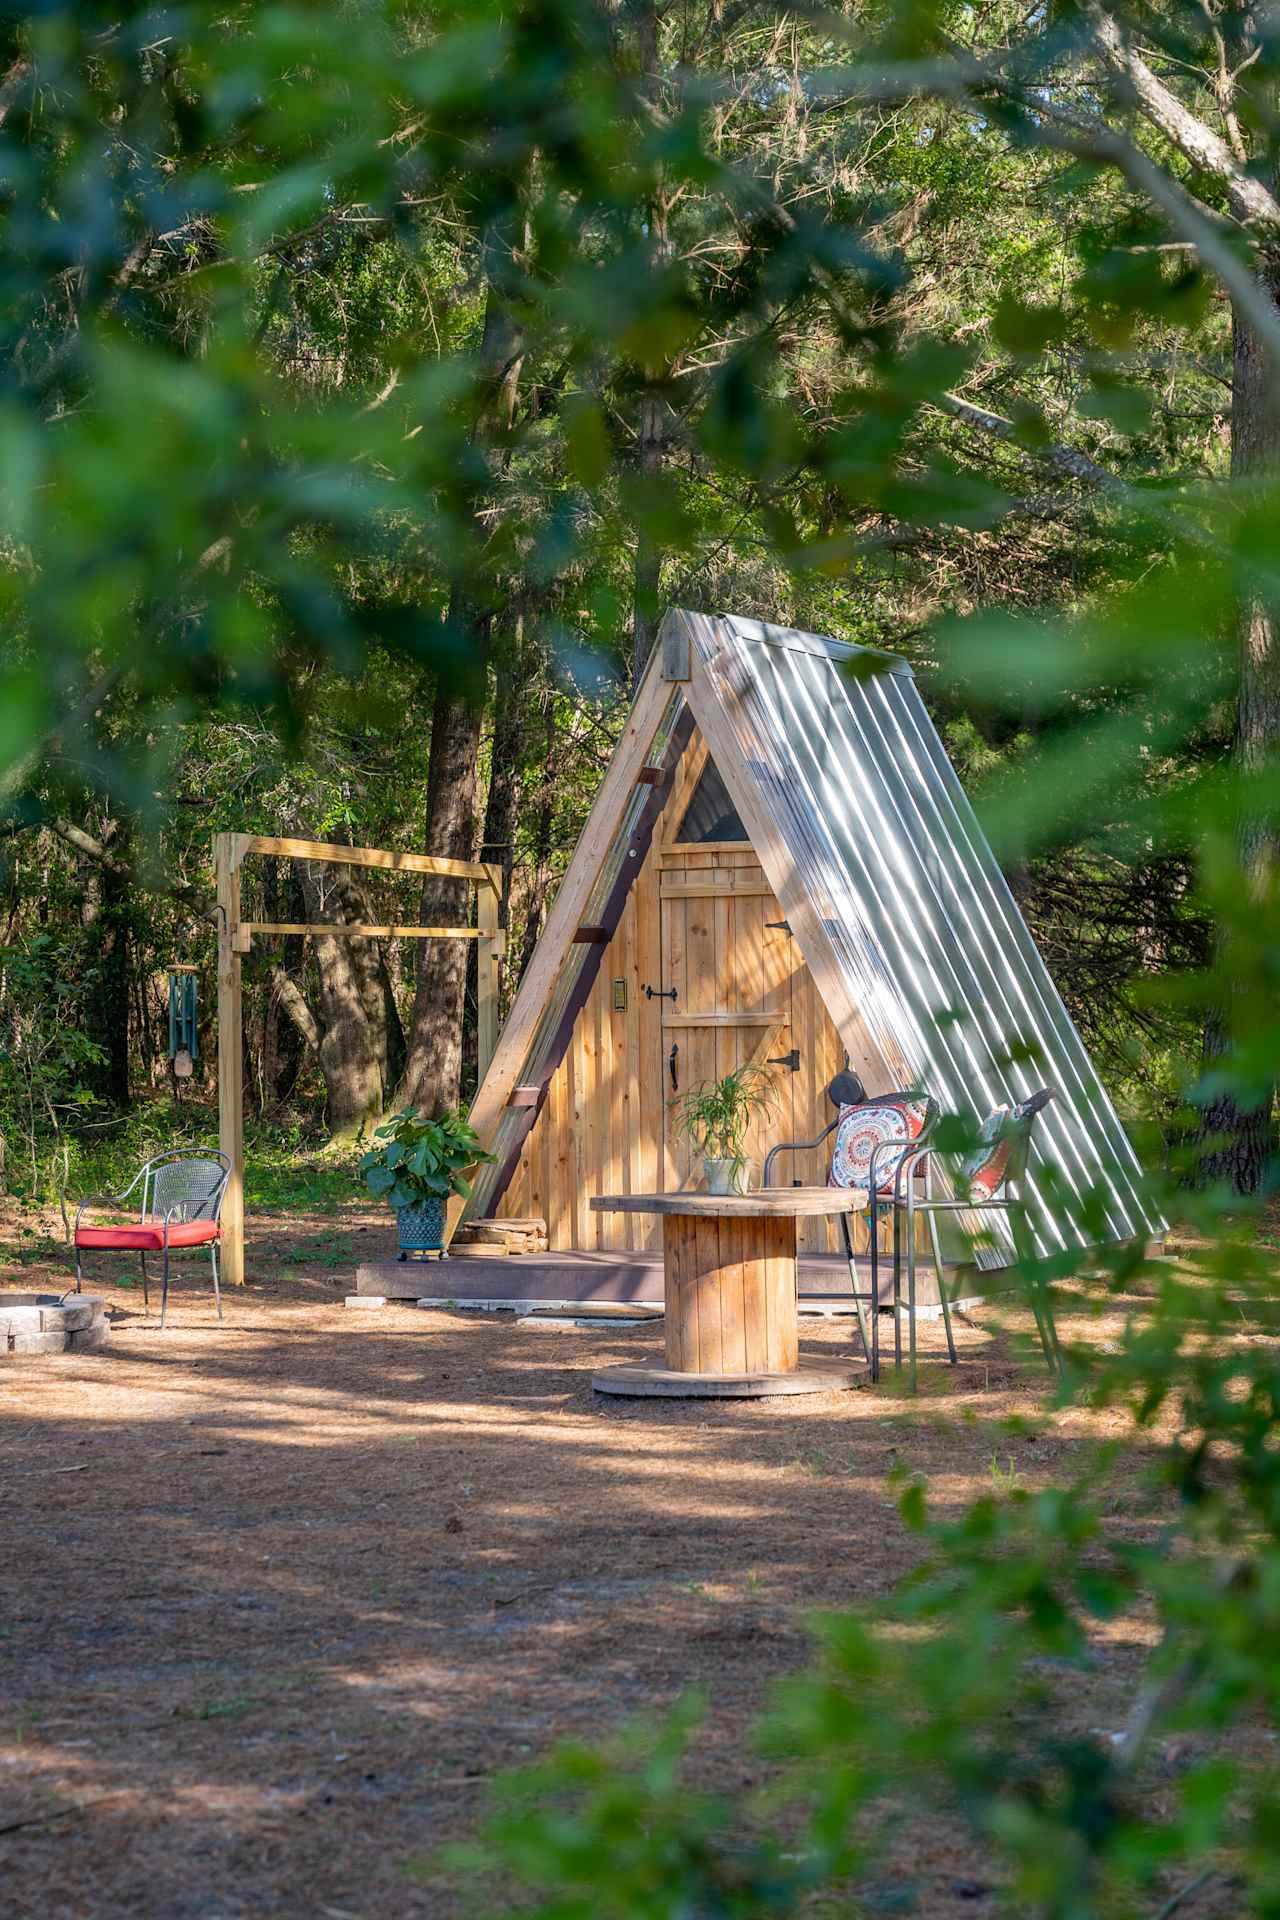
left=958, top=1094, right=1047, bottom=1197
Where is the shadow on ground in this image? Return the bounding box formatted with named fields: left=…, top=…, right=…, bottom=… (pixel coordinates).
left=0, top=1205, right=1175, bottom=1919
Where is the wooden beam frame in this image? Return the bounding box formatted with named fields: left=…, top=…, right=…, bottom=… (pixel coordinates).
left=240, top=923, right=486, bottom=942
left=213, top=833, right=503, bottom=1289
left=237, top=835, right=498, bottom=884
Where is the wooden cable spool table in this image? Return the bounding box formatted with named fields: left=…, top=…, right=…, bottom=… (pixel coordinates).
left=589, top=1188, right=868, bottom=1397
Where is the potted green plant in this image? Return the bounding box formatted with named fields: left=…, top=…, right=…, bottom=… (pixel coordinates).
left=359, top=1107, right=494, bottom=1258
left=669, top=1065, right=777, bottom=1195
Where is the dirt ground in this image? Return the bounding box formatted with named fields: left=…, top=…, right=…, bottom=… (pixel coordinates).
left=0, top=1202, right=1219, bottom=1918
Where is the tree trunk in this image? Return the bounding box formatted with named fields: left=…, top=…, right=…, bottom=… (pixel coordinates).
left=399, top=218, right=527, bottom=1114
left=260, top=857, right=305, bottom=1111
left=338, top=873, right=406, bottom=1097
left=459, top=614, right=535, bottom=1089
left=481, top=612, right=531, bottom=937
left=631, top=0, right=673, bottom=688
left=1197, top=267, right=1280, bottom=1192
left=296, top=863, right=386, bottom=1140
left=399, top=677, right=485, bottom=1114
left=517, top=703, right=559, bottom=983
left=79, top=818, right=131, bottom=1105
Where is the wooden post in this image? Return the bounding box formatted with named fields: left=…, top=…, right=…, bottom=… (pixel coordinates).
left=659, top=608, right=693, bottom=682
left=476, top=869, right=501, bottom=1085
left=215, top=833, right=246, bottom=1288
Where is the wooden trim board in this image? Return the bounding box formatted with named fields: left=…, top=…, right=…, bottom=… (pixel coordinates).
left=239, top=835, right=498, bottom=888
left=242, top=922, right=484, bottom=941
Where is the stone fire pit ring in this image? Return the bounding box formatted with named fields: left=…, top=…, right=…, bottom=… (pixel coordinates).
left=1, top=1292, right=109, bottom=1356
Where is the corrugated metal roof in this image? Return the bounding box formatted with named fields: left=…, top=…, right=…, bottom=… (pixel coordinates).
left=698, top=613, right=1158, bottom=1258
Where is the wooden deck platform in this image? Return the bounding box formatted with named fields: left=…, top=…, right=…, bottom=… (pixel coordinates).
left=353, top=1248, right=983, bottom=1317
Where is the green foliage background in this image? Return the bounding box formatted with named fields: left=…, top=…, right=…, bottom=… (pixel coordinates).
left=5, top=0, right=1280, bottom=1909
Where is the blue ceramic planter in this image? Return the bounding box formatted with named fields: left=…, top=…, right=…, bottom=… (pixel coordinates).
left=395, top=1197, right=446, bottom=1257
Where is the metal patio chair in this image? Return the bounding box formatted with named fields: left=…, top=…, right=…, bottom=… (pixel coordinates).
left=882, top=1088, right=1060, bottom=1389
left=74, top=1150, right=231, bottom=1328
left=763, top=1070, right=938, bottom=1382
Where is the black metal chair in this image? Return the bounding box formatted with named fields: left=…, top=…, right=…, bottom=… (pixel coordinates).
left=885, top=1089, right=1060, bottom=1389
left=763, top=1070, right=938, bottom=1382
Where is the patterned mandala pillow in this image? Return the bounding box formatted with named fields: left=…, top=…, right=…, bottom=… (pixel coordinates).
left=828, top=1096, right=932, bottom=1196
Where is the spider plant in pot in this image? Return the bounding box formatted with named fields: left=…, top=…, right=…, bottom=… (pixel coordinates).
left=359, top=1107, right=494, bottom=1258
left=669, top=1065, right=777, bottom=1195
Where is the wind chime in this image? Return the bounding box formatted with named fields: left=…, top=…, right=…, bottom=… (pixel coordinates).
left=167, top=963, right=199, bottom=1093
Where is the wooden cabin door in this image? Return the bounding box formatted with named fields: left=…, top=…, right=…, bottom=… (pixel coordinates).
left=657, top=847, right=800, bottom=1194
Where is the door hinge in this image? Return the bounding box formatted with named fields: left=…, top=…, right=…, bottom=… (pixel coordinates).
left=767, top=1048, right=801, bottom=1073
left=765, top=919, right=791, bottom=934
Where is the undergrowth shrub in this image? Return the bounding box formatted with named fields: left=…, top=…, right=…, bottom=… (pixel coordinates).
left=447, top=1202, right=1280, bottom=1919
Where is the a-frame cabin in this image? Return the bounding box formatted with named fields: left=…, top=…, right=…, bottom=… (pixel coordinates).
left=459, top=610, right=1157, bottom=1265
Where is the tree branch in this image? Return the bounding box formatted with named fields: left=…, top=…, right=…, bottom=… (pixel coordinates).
left=1014, top=90, right=1280, bottom=365
left=937, top=391, right=1136, bottom=495
left=1085, top=2, right=1280, bottom=235
left=790, top=44, right=1280, bottom=359
left=35, top=816, right=319, bottom=1054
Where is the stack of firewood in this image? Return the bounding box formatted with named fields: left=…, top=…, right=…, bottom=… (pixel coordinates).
left=450, top=1217, right=549, bottom=1257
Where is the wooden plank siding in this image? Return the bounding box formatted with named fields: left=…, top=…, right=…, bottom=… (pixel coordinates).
left=498, top=724, right=863, bottom=1254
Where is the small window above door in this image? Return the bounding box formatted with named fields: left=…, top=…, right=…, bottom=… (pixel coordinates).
left=672, top=757, right=750, bottom=844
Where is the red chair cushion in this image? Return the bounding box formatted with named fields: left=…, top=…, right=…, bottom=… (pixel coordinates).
left=76, top=1221, right=220, bottom=1250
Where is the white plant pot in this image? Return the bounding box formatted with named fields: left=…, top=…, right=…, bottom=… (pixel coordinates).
left=704, top=1157, right=740, bottom=1196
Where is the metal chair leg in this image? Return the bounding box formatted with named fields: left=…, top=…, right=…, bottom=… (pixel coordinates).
left=926, top=1159, right=957, bottom=1365
left=906, top=1182, right=918, bottom=1394
left=929, top=1214, right=957, bottom=1364
left=1012, top=1201, right=1059, bottom=1373
left=891, top=1190, right=903, bottom=1372
left=211, top=1242, right=222, bottom=1321
left=870, top=1213, right=880, bottom=1383
left=140, top=1251, right=149, bottom=1312
left=869, top=1195, right=881, bottom=1377
left=160, top=1245, right=170, bottom=1330
left=74, top=1248, right=82, bottom=1294
left=840, top=1211, right=872, bottom=1370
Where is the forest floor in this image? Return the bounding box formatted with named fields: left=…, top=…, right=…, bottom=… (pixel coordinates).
left=0, top=1197, right=1244, bottom=1920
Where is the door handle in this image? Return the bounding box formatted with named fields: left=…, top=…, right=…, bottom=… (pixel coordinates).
left=645, top=983, right=678, bottom=1002
left=669, top=1042, right=679, bottom=1091
left=767, top=1048, right=801, bottom=1073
